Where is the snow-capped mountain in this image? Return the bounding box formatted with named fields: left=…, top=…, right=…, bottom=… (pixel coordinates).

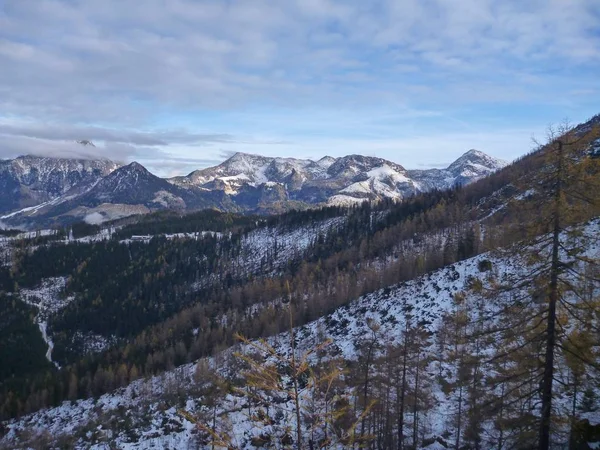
left=84, top=162, right=187, bottom=207
left=1, top=162, right=235, bottom=227
left=0, top=154, right=119, bottom=214
left=0, top=149, right=506, bottom=228
left=169, top=150, right=507, bottom=206
left=408, top=149, right=507, bottom=192
left=169, top=153, right=331, bottom=189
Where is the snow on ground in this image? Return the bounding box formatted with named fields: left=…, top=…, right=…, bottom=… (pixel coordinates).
left=515, top=188, right=536, bottom=200
left=72, top=331, right=118, bottom=355
left=20, top=277, right=75, bottom=317
left=163, top=231, right=224, bottom=240
left=0, top=246, right=530, bottom=449
left=19, top=277, right=75, bottom=368
left=3, top=219, right=599, bottom=449
left=0, top=201, right=55, bottom=219
left=74, top=227, right=118, bottom=243
left=119, top=231, right=225, bottom=245
left=9, top=229, right=59, bottom=240
left=327, top=194, right=369, bottom=206
left=239, top=216, right=346, bottom=272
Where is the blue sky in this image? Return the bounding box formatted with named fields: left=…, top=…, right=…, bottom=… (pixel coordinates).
left=1, top=0, right=599, bottom=176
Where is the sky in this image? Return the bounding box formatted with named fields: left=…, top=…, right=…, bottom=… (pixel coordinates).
left=1, top=0, right=599, bottom=177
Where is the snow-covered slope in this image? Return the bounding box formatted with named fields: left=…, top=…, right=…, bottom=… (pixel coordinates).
left=408, top=149, right=507, bottom=192
left=1, top=163, right=216, bottom=227
left=0, top=149, right=506, bottom=228
left=0, top=251, right=494, bottom=449
left=0, top=154, right=120, bottom=214
left=169, top=150, right=506, bottom=207
left=5, top=218, right=597, bottom=449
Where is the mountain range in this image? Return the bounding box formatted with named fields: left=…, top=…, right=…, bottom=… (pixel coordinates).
left=0, top=149, right=507, bottom=228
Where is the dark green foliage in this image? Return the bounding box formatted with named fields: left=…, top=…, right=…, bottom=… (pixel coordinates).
left=14, top=241, right=97, bottom=287
left=569, top=420, right=600, bottom=450
left=70, top=222, right=101, bottom=239
left=0, top=268, right=13, bottom=293
left=51, top=235, right=238, bottom=342
left=477, top=259, right=492, bottom=272
left=113, top=209, right=259, bottom=239
left=0, top=294, right=51, bottom=381
left=0, top=229, right=20, bottom=237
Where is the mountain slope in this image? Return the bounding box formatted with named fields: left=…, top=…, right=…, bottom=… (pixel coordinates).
left=0, top=114, right=599, bottom=449
left=1, top=149, right=506, bottom=228
left=0, top=154, right=119, bottom=214
left=170, top=150, right=507, bottom=207
left=3, top=219, right=598, bottom=449
left=3, top=163, right=236, bottom=227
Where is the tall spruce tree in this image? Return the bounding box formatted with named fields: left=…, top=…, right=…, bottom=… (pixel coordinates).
left=479, top=122, right=600, bottom=449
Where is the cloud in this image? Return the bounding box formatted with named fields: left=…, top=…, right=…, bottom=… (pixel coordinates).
left=0, top=121, right=235, bottom=146
left=0, top=134, right=148, bottom=162
left=84, top=212, right=105, bottom=225
left=1, top=0, right=598, bottom=122
left=0, top=0, right=598, bottom=174
left=0, top=118, right=291, bottom=175
left=218, top=150, right=238, bottom=160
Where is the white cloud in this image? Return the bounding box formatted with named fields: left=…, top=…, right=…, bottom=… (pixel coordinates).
left=0, top=0, right=598, bottom=174
left=84, top=212, right=104, bottom=225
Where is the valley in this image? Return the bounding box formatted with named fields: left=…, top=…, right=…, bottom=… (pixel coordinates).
left=0, top=115, right=598, bottom=449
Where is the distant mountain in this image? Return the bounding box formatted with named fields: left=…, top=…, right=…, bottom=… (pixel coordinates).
left=2, top=162, right=235, bottom=227
left=0, top=149, right=507, bottom=228
left=408, top=149, right=506, bottom=192
left=0, top=154, right=119, bottom=214
left=169, top=153, right=331, bottom=189
left=169, top=150, right=507, bottom=206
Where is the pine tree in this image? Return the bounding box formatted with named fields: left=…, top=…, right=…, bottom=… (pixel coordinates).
left=477, top=121, right=600, bottom=448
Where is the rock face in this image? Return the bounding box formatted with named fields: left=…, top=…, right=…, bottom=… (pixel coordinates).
left=408, top=149, right=506, bottom=192
left=0, top=162, right=233, bottom=228
left=169, top=150, right=508, bottom=206
left=0, top=155, right=119, bottom=214
left=0, top=149, right=507, bottom=228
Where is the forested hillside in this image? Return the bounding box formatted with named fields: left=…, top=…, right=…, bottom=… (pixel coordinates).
left=0, top=117, right=599, bottom=449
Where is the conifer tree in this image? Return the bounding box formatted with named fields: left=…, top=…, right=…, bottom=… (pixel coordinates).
left=476, top=121, right=600, bottom=449
left=186, top=301, right=372, bottom=449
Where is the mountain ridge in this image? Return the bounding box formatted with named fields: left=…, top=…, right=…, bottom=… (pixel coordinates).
left=0, top=154, right=120, bottom=217
left=168, top=149, right=507, bottom=206
left=0, top=149, right=507, bottom=228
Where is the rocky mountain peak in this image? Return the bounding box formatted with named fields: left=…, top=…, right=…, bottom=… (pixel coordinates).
left=99, top=162, right=153, bottom=188
left=317, top=156, right=337, bottom=169
left=327, top=155, right=406, bottom=178
left=122, top=161, right=148, bottom=173
left=0, top=148, right=508, bottom=226
left=446, top=149, right=507, bottom=180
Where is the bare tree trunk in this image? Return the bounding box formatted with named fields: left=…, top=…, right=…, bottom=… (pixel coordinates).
left=570, top=374, right=578, bottom=446
left=413, top=351, right=420, bottom=449
left=456, top=383, right=463, bottom=450
left=397, top=328, right=409, bottom=450
left=211, top=407, right=216, bottom=450
left=498, top=376, right=505, bottom=450
left=360, top=341, right=375, bottom=440
left=288, top=300, right=303, bottom=450
left=539, top=140, right=563, bottom=450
